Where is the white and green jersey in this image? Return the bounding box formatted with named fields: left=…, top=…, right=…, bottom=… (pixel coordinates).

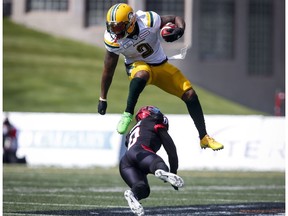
left=104, top=10, right=167, bottom=65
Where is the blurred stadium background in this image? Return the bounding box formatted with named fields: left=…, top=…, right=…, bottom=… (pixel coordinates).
left=4, top=0, right=285, bottom=115
left=3, top=0, right=286, bottom=215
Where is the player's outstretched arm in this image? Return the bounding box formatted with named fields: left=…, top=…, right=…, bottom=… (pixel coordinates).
left=158, top=128, right=181, bottom=190
left=158, top=128, right=179, bottom=174
left=98, top=51, right=119, bottom=115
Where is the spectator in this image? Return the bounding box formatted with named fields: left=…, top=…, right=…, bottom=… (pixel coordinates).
left=3, top=117, right=26, bottom=164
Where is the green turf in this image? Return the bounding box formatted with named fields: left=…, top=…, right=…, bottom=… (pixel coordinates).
left=3, top=18, right=265, bottom=115
left=3, top=165, right=285, bottom=214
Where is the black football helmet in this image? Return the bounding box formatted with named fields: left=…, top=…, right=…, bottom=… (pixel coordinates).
left=135, top=106, right=161, bottom=121
left=135, top=105, right=169, bottom=127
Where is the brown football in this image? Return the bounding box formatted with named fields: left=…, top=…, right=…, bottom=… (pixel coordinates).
left=160, top=22, right=177, bottom=38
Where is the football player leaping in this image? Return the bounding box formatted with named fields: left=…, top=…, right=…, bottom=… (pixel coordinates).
left=120, top=106, right=184, bottom=216
left=98, top=3, right=223, bottom=151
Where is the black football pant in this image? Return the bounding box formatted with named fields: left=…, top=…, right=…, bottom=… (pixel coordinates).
left=119, top=144, right=169, bottom=200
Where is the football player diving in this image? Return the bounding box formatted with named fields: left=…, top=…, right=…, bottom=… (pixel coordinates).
left=98, top=3, right=224, bottom=151
left=120, top=106, right=184, bottom=216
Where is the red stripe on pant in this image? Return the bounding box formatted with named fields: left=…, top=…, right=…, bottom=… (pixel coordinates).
left=141, top=144, right=155, bottom=153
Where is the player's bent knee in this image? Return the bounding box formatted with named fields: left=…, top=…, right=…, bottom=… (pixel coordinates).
left=182, top=88, right=195, bottom=102
left=134, top=70, right=150, bottom=81
left=132, top=182, right=150, bottom=200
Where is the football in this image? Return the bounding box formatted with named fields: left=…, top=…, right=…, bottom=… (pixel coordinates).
left=160, top=22, right=177, bottom=38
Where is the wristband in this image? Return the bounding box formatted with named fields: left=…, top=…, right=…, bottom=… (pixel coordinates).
left=99, top=97, right=107, bottom=102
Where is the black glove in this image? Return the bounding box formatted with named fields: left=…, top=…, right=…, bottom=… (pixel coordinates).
left=163, top=28, right=184, bottom=42
left=98, top=99, right=107, bottom=115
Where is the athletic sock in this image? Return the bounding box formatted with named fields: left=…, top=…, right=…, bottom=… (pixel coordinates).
left=125, top=77, right=147, bottom=115
left=185, top=92, right=207, bottom=140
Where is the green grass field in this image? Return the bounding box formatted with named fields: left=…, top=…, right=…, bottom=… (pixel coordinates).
left=3, top=18, right=265, bottom=115
left=3, top=165, right=285, bottom=215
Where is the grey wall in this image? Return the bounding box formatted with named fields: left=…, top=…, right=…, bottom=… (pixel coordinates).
left=175, top=0, right=285, bottom=115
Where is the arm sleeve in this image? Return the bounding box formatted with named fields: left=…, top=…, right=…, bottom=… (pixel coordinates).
left=149, top=11, right=161, bottom=29
left=158, top=128, right=178, bottom=174
left=137, top=10, right=161, bottom=29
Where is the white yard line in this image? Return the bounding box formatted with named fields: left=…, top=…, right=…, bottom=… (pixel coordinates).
left=151, top=185, right=285, bottom=191
left=4, top=185, right=285, bottom=193
left=3, top=201, right=127, bottom=208
left=5, top=213, right=65, bottom=216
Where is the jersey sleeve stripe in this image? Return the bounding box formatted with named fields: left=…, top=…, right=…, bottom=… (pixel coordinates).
left=104, top=38, right=120, bottom=48
left=149, top=11, right=154, bottom=27
left=146, top=11, right=154, bottom=27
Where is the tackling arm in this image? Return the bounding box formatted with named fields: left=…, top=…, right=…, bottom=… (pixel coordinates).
left=158, top=128, right=179, bottom=174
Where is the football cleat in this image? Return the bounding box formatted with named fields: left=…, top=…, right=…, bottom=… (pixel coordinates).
left=155, top=169, right=184, bottom=188
left=124, top=190, right=144, bottom=216
left=200, top=135, right=224, bottom=151
left=117, top=112, right=133, bottom=134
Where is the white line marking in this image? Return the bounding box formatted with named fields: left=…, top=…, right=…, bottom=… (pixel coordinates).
left=3, top=201, right=126, bottom=208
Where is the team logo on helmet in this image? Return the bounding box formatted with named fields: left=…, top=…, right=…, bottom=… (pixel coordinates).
left=128, top=12, right=134, bottom=20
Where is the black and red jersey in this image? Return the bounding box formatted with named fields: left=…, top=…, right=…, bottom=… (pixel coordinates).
left=125, top=115, right=178, bottom=173
left=125, top=116, right=168, bottom=152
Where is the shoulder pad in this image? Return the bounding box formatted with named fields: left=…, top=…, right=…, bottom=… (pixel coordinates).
left=136, top=10, right=161, bottom=29
left=104, top=31, right=120, bottom=52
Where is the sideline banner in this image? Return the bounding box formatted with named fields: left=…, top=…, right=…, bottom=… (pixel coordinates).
left=4, top=112, right=122, bottom=167
left=159, top=115, right=285, bottom=171
left=3, top=112, right=285, bottom=171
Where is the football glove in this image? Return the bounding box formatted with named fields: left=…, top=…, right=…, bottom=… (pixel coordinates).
left=98, top=98, right=107, bottom=115
left=162, top=28, right=184, bottom=42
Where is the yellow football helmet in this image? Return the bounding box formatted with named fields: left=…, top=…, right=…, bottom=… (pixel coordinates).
left=106, top=3, right=136, bottom=39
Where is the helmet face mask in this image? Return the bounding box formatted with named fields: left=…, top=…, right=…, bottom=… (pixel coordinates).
left=106, top=4, right=136, bottom=40
left=106, top=21, right=127, bottom=39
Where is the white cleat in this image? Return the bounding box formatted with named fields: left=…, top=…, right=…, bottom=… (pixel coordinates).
left=155, top=169, right=184, bottom=188
left=124, top=190, right=145, bottom=216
